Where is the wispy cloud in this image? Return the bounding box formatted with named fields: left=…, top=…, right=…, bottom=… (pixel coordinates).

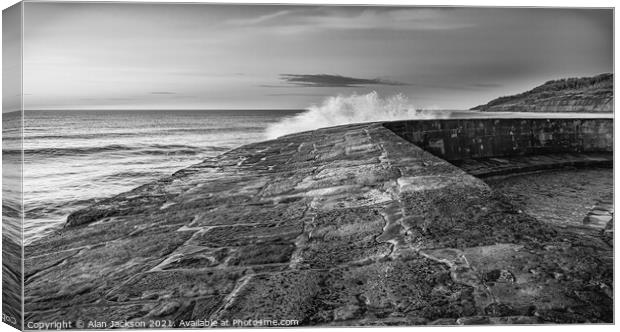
left=226, top=8, right=475, bottom=33
left=469, top=83, right=503, bottom=88
left=226, top=10, right=294, bottom=25
left=266, top=93, right=328, bottom=97
left=302, top=9, right=475, bottom=31
left=150, top=91, right=177, bottom=95
left=279, top=74, right=408, bottom=87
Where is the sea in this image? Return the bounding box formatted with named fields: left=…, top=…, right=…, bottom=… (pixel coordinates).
left=3, top=109, right=302, bottom=244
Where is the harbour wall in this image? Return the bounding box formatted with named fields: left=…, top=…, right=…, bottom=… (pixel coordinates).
left=383, top=118, right=613, bottom=162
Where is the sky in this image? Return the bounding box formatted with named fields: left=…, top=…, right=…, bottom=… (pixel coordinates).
left=2, top=2, right=22, bottom=113
left=10, top=3, right=615, bottom=111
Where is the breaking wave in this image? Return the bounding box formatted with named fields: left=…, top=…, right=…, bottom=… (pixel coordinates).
left=266, top=91, right=445, bottom=139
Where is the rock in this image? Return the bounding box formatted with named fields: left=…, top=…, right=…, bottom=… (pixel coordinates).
left=404, top=316, right=429, bottom=325
left=584, top=214, right=612, bottom=226
left=333, top=305, right=363, bottom=321
left=482, top=269, right=516, bottom=284
left=147, top=301, right=180, bottom=317
left=543, top=242, right=571, bottom=251
left=484, top=303, right=516, bottom=316
left=573, top=290, right=612, bottom=307
left=451, top=268, right=480, bottom=287
left=456, top=316, right=490, bottom=325
left=596, top=204, right=614, bottom=213
left=597, top=282, right=613, bottom=299
left=589, top=209, right=611, bottom=216
left=488, top=316, right=541, bottom=324
left=534, top=309, right=588, bottom=323
left=428, top=318, right=457, bottom=325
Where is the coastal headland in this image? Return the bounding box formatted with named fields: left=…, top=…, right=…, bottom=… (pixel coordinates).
left=25, top=117, right=613, bottom=325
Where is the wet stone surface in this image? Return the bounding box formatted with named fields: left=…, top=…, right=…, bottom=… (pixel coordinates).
left=24, top=123, right=613, bottom=326
left=486, top=168, right=613, bottom=227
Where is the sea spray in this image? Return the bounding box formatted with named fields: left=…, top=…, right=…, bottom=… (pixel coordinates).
left=265, top=91, right=446, bottom=139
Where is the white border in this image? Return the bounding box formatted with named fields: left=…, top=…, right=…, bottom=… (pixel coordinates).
left=0, top=1, right=617, bottom=332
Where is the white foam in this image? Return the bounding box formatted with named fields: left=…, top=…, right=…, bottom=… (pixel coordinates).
left=265, top=91, right=446, bottom=139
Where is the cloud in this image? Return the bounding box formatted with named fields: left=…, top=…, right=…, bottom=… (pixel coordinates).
left=226, top=10, right=294, bottom=26
left=266, top=93, right=329, bottom=97
left=279, top=74, right=408, bottom=87
left=226, top=8, right=475, bottom=33
left=150, top=91, right=177, bottom=95
left=301, top=9, right=475, bottom=31
left=469, top=83, right=503, bottom=88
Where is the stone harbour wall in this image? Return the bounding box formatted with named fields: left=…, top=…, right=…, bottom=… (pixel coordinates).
left=383, top=118, right=613, bottom=162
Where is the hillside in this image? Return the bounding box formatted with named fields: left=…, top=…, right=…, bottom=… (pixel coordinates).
left=472, top=73, right=613, bottom=113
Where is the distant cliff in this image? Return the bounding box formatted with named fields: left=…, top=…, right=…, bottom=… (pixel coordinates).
left=472, top=73, right=613, bottom=113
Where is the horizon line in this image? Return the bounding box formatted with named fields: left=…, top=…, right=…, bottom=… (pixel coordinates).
left=3, top=108, right=309, bottom=114
left=2, top=108, right=472, bottom=115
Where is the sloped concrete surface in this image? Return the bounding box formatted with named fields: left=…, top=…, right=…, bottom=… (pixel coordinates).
left=24, top=123, right=613, bottom=326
